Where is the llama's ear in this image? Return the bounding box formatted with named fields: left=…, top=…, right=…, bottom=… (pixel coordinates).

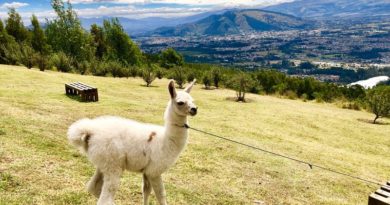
left=184, top=79, right=196, bottom=93
left=168, top=80, right=177, bottom=99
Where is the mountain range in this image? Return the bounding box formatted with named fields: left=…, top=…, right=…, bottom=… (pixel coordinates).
left=264, top=0, right=390, bottom=19
left=150, top=9, right=310, bottom=36
left=80, top=11, right=224, bottom=35
left=81, top=0, right=390, bottom=36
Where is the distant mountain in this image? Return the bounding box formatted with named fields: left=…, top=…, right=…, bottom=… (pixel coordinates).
left=264, top=0, right=390, bottom=20
left=80, top=11, right=222, bottom=35
left=150, top=9, right=311, bottom=37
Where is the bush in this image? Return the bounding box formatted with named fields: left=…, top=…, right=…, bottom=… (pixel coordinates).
left=51, top=52, right=73, bottom=72
left=285, top=90, right=298, bottom=100
left=341, top=102, right=361, bottom=111
left=156, top=67, right=165, bottom=79
left=20, top=44, right=35, bottom=69
left=172, top=67, right=186, bottom=88
left=142, top=64, right=156, bottom=87
left=128, top=66, right=139, bottom=78
left=187, top=71, right=196, bottom=83
left=107, top=61, right=126, bottom=77
left=35, top=54, right=49, bottom=71
left=227, top=72, right=256, bottom=102
left=74, top=60, right=90, bottom=75
left=202, top=73, right=211, bottom=89
left=366, top=86, right=390, bottom=124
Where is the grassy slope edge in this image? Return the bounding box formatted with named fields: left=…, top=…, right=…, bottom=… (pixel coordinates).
left=0, top=64, right=389, bottom=205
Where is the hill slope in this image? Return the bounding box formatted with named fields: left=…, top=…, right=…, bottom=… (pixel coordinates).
left=152, top=9, right=310, bottom=36
left=264, top=0, right=390, bottom=19
left=0, top=65, right=389, bottom=204
left=80, top=11, right=220, bottom=35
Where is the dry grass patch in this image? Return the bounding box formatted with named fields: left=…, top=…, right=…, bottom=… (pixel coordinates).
left=0, top=64, right=389, bottom=204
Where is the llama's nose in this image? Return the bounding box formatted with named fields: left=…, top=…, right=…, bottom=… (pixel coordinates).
left=190, top=107, right=197, bottom=115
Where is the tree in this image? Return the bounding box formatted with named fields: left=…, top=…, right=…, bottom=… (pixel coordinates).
left=228, top=72, right=256, bottom=102
left=142, top=64, right=156, bottom=87
left=51, top=51, right=73, bottom=72
left=367, top=86, right=390, bottom=124
left=202, top=73, right=211, bottom=89
left=31, top=15, right=48, bottom=54
left=0, top=19, right=4, bottom=32
left=299, top=61, right=316, bottom=70
left=172, top=67, right=186, bottom=88
left=90, top=24, right=106, bottom=59
left=103, top=18, right=142, bottom=66
left=0, top=22, right=21, bottom=65
left=46, top=0, right=94, bottom=62
left=36, top=54, right=49, bottom=71
left=20, top=43, right=35, bottom=69
left=211, top=67, right=223, bottom=88
left=5, top=8, right=29, bottom=43
left=160, top=48, right=184, bottom=69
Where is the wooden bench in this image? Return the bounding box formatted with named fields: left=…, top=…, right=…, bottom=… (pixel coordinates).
left=369, top=181, right=390, bottom=205
left=65, top=82, right=98, bottom=102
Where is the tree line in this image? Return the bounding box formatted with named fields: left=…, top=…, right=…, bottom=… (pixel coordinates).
left=0, top=0, right=388, bottom=123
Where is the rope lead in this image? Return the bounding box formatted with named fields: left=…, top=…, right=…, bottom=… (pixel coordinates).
left=183, top=124, right=382, bottom=186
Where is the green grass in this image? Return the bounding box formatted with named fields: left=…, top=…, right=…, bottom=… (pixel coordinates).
left=0, top=64, right=389, bottom=204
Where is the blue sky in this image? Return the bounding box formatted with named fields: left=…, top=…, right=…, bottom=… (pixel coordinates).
left=0, top=0, right=293, bottom=23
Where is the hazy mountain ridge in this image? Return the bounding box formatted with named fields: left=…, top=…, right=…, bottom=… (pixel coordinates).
left=80, top=11, right=220, bottom=35
left=150, top=9, right=311, bottom=36
left=264, top=0, right=390, bottom=19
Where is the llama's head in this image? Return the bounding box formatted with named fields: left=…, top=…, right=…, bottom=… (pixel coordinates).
left=168, top=79, right=197, bottom=117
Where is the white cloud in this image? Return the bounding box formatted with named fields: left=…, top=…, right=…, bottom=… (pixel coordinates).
left=69, top=0, right=293, bottom=7
left=0, top=2, right=29, bottom=9
left=2, top=0, right=293, bottom=24
left=75, top=5, right=210, bottom=18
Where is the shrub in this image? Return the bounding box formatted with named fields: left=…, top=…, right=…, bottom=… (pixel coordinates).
left=156, top=67, right=165, bottom=79
left=227, top=72, right=256, bottom=102
left=172, top=67, right=186, bottom=88
left=19, top=44, right=35, bottom=69
left=366, top=86, right=390, bottom=124
left=202, top=73, right=211, bottom=89
left=142, top=64, right=156, bottom=87
left=51, top=52, right=73, bottom=72
left=35, top=54, right=49, bottom=71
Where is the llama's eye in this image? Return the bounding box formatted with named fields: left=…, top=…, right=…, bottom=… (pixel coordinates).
left=177, top=102, right=184, bottom=106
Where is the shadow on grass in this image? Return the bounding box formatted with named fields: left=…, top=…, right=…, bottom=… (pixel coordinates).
left=140, top=84, right=159, bottom=88
left=357, top=118, right=389, bottom=125
left=225, top=96, right=254, bottom=103
left=65, top=94, right=97, bottom=103
left=202, top=87, right=217, bottom=90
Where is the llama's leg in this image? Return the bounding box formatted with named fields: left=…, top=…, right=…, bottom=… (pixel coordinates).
left=87, top=169, right=104, bottom=198
left=149, top=175, right=167, bottom=205
left=142, top=174, right=152, bottom=205
left=97, top=171, right=122, bottom=205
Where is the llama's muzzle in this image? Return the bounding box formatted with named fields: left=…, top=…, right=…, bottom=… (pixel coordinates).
left=189, top=107, right=197, bottom=116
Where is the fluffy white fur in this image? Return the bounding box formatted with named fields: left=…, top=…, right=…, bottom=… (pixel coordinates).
left=67, top=80, right=197, bottom=205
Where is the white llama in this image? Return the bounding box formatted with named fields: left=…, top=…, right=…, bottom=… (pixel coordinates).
left=67, top=80, right=197, bottom=205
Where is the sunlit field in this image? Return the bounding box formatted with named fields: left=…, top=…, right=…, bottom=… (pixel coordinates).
left=0, top=64, right=389, bottom=204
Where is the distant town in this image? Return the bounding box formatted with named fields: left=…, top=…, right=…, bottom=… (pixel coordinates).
left=135, top=21, right=390, bottom=75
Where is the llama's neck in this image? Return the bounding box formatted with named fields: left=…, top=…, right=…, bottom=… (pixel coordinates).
left=162, top=102, right=188, bottom=153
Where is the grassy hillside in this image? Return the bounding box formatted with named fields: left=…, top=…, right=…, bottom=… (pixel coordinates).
left=0, top=64, right=389, bottom=205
